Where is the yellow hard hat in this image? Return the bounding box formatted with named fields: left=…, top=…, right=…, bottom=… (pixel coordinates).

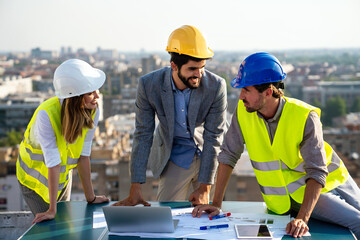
left=166, top=25, right=214, bottom=59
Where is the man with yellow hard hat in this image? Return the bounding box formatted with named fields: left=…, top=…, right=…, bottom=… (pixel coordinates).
left=113, top=25, right=227, bottom=206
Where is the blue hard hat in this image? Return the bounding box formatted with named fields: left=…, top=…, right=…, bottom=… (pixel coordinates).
left=231, top=52, right=286, bottom=88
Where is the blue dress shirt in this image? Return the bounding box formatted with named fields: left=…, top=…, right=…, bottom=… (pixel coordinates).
left=170, top=77, right=201, bottom=169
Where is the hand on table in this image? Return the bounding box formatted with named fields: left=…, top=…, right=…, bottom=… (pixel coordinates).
left=286, top=218, right=309, bottom=238
left=112, top=183, right=150, bottom=206
left=93, top=195, right=110, bottom=204
left=112, top=195, right=151, bottom=206
left=192, top=204, right=221, bottom=218
left=32, top=209, right=56, bottom=224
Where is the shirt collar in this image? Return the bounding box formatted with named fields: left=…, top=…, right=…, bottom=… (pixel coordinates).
left=171, top=75, right=191, bottom=93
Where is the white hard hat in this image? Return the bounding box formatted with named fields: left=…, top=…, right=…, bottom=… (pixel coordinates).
left=53, top=59, right=106, bottom=99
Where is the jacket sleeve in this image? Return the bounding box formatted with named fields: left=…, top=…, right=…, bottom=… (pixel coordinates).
left=198, top=78, right=228, bottom=184
left=130, top=76, right=156, bottom=183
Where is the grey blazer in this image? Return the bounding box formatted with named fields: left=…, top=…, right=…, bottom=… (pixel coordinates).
left=130, top=67, right=227, bottom=184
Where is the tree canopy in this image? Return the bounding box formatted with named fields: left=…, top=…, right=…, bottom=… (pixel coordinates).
left=324, top=96, right=346, bottom=126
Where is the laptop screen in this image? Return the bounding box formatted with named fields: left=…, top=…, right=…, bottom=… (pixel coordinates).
left=102, top=206, right=178, bottom=233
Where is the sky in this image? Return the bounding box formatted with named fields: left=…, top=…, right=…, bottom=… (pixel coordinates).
left=0, top=0, right=359, bottom=53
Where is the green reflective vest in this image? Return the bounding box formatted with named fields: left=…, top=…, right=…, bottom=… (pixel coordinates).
left=16, top=97, right=92, bottom=203
left=237, top=97, right=349, bottom=214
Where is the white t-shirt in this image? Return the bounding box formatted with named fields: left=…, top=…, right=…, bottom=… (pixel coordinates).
left=34, top=99, right=99, bottom=168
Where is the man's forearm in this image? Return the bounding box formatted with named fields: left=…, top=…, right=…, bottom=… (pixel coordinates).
left=198, top=183, right=211, bottom=192
left=212, top=163, right=233, bottom=207
left=296, top=178, right=322, bottom=223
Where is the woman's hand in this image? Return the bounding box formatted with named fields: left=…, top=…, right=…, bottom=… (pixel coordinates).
left=91, top=195, right=110, bottom=204
left=32, top=209, right=56, bottom=224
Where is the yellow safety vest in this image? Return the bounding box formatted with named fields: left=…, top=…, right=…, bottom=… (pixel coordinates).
left=237, top=97, right=349, bottom=214
left=16, top=97, right=93, bottom=203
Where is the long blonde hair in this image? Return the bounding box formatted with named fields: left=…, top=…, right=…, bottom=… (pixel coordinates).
left=61, top=95, right=95, bottom=144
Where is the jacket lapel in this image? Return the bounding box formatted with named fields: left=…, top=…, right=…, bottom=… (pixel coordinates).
left=161, top=68, right=175, bottom=138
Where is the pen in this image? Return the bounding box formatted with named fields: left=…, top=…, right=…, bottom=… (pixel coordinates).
left=209, top=212, right=231, bottom=220
left=200, top=224, right=229, bottom=230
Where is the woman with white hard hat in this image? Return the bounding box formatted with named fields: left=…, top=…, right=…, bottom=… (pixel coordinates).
left=16, top=59, right=110, bottom=223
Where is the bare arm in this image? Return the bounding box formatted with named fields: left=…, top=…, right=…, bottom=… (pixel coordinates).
left=77, top=155, right=109, bottom=204
left=286, top=111, right=327, bottom=237
left=192, top=163, right=233, bottom=217
left=32, top=164, right=61, bottom=223
left=212, top=163, right=233, bottom=207
left=286, top=178, right=322, bottom=238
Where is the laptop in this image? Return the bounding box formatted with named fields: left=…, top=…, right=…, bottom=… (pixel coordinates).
left=102, top=206, right=179, bottom=233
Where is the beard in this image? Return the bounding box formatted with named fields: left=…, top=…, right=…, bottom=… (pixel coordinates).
left=243, top=96, right=265, bottom=113
left=178, top=71, right=201, bottom=89
left=243, top=100, right=258, bottom=113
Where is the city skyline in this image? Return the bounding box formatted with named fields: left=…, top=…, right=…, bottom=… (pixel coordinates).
left=0, top=0, right=360, bottom=52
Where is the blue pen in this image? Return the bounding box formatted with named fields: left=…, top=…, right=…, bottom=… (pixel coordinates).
left=200, top=224, right=229, bottom=230
left=209, top=212, right=231, bottom=220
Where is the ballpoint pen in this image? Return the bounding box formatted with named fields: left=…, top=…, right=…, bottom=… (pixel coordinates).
left=200, top=224, right=229, bottom=230
left=209, top=212, right=231, bottom=220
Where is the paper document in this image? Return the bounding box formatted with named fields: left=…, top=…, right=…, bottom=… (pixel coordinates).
left=93, top=208, right=310, bottom=239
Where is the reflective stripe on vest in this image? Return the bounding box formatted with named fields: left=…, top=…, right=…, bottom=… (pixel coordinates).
left=18, top=154, right=66, bottom=191
left=25, top=147, right=68, bottom=173
left=16, top=97, right=93, bottom=203
left=252, top=154, right=342, bottom=195
left=237, top=97, right=349, bottom=214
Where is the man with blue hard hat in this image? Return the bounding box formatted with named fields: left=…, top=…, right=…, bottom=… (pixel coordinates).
left=192, top=52, right=360, bottom=238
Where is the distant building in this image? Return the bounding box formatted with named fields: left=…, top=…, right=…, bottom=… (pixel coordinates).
left=60, top=46, right=66, bottom=56
left=303, top=81, right=360, bottom=109
left=31, top=47, right=58, bottom=59
left=96, top=47, right=118, bottom=60
left=0, top=97, right=44, bottom=137
left=0, top=76, right=32, bottom=98
left=0, top=175, right=28, bottom=211
left=333, top=112, right=360, bottom=130
left=325, top=112, right=360, bottom=161
left=141, top=55, right=164, bottom=74
left=324, top=128, right=360, bottom=161
left=103, top=96, right=136, bottom=119
left=32, top=78, right=54, bottom=93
